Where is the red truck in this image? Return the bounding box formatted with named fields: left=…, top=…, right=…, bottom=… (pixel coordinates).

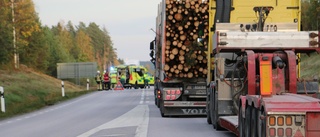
left=205, top=0, right=320, bottom=136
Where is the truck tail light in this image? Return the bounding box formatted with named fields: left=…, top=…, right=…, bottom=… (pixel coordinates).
left=286, top=128, right=292, bottom=137
left=269, top=128, right=276, bottom=137
left=176, top=90, right=181, bottom=94
left=165, top=95, right=177, bottom=100
left=278, top=128, right=284, bottom=137
left=166, top=95, right=171, bottom=100
left=157, top=90, right=161, bottom=99
left=164, top=89, right=182, bottom=100
left=277, top=116, right=284, bottom=126
left=286, top=116, right=292, bottom=126
left=269, top=116, right=276, bottom=126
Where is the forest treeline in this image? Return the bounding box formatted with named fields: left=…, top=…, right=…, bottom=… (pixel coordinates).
left=0, top=0, right=319, bottom=77
left=0, top=0, right=123, bottom=77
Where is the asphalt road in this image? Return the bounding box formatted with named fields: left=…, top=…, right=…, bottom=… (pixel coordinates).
left=0, top=87, right=236, bottom=137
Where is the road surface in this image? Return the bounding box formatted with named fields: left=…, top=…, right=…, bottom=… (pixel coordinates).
left=0, top=87, right=236, bottom=137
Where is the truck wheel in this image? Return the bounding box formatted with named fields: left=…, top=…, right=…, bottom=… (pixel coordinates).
left=159, top=100, right=166, bottom=117
left=245, top=106, right=252, bottom=137
left=134, top=82, right=138, bottom=89
left=251, top=108, right=258, bottom=137
left=155, top=96, right=160, bottom=108
left=211, top=91, right=223, bottom=130
left=214, top=117, right=224, bottom=131
left=258, top=109, right=266, bottom=137
left=206, top=105, right=212, bottom=124
left=206, top=92, right=212, bottom=124
left=156, top=98, right=160, bottom=108
left=238, top=105, right=245, bottom=137
left=210, top=91, right=216, bottom=127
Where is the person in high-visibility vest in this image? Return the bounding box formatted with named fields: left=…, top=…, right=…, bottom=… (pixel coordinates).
left=110, top=72, right=118, bottom=89
left=143, top=73, right=150, bottom=89
left=95, top=70, right=102, bottom=90
left=120, top=73, right=126, bottom=87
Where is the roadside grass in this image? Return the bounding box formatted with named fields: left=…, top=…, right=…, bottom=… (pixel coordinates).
left=300, top=53, right=320, bottom=80
left=0, top=65, right=96, bottom=120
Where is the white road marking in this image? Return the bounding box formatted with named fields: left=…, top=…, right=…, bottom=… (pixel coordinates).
left=140, top=90, right=145, bottom=104
left=77, top=105, right=149, bottom=137
left=0, top=91, right=99, bottom=126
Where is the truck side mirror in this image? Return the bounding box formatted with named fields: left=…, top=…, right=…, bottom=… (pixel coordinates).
left=150, top=40, right=155, bottom=50
left=149, top=50, right=154, bottom=58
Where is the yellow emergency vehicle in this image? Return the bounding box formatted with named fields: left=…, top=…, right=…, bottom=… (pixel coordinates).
left=144, top=72, right=154, bottom=86
left=115, top=65, right=147, bottom=89
left=127, top=65, right=146, bottom=89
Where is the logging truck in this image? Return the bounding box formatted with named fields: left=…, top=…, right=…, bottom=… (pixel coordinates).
left=149, top=0, right=209, bottom=116
left=150, top=0, right=320, bottom=136
left=203, top=0, right=320, bottom=136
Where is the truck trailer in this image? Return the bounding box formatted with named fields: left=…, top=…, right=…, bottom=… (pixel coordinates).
left=150, top=0, right=210, bottom=116
left=204, top=0, right=320, bottom=136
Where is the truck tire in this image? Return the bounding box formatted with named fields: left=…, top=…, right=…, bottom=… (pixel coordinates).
left=211, top=90, right=223, bottom=130
left=134, top=82, right=138, bottom=89
left=238, top=104, right=245, bottom=137
left=156, top=98, right=160, bottom=108
left=206, top=92, right=212, bottom=124
left=210, top=90, right=216, bottom=127
left=155, top=93, right=160, bottom=108
left=245, top=106, right=252, bottom=137
left=258, top=109, right=266, bottom=137
left=159, top=100, right=166, bottom=117
left=251, top=107, right=258, bottom=137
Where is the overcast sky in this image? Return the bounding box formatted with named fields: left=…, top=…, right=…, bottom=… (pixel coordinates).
left=33, top=0, right=160, bottom=62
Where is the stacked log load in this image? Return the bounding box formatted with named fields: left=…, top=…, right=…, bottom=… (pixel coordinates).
left=163, top=0, right=209, bottom=78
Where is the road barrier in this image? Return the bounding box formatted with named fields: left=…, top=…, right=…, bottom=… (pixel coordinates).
left=87, top=79, right=90, bottom=91
left=61, top=81, right=65, bottom=97
left=0, top=86, right=5, bottom=112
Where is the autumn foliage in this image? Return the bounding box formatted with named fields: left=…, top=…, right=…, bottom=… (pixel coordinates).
left=0, top=0, right=120, bottom=77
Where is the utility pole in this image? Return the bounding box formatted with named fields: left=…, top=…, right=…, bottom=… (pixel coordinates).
left=11, top=0, right=18, bottom=69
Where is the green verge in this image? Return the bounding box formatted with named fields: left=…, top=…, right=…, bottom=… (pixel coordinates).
left=300, top=53, right=320, bottom=80
left=0, top=67, right=96, bottom=120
